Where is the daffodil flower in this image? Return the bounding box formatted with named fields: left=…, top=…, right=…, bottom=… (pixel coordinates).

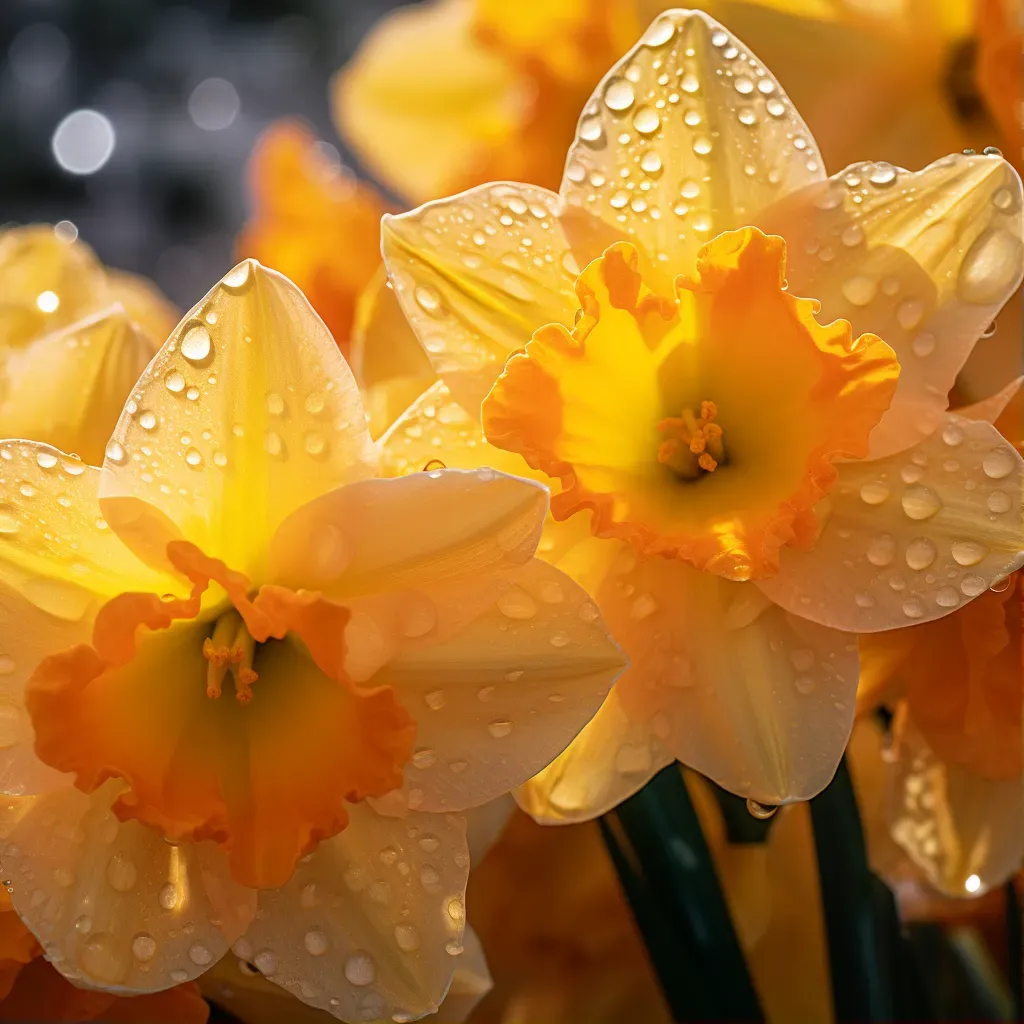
left=0, top=225, right=178, bottom=466
left=0, top=260, right=624, bottom=1021
left=377, top=8, right=1024, bottom=814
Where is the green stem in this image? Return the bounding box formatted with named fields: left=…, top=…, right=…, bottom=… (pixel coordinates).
left=601, top=766, right=764, bottom=1022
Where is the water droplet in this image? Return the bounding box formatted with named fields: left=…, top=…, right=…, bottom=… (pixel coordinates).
left=497, top=586, right=537, bottom=620
left=951, top=540, right=988, bottom=566
left=901, top=598, right=925, bottom=618
left=859, top=480, right=889, bottom=504
left=105, top=440, right=126, bottom=465
left=630, top=593, right=658, bottom=619
left=254, top=949, right=278, bottom=975
left=394, top=924, right=420, bottom=952
left=184, top=447, right=202, bottom=467
left=982, top=448, right=1014, bottom=479
left=935, top=586, right=960, bottom=607
left=579, top=116, right=604, bottom=143
left=867, top=534, right=896, bottom=566
left=488, top=718, right=513, bottom=738
left=640, top=150, right=662, bottom=174
left=549, top=632, right=570, bottom=647
left=304, top=391, right=325, bottom=415
left=942, top=422, right=964, bottom=446
left=139, top=411, right=157, bottom=432
left=842, top=275, right=877, bottom=306
left=132, top=933, right=156, bottom=961
left=303, top=929, right=328, bottom=957
left=681, top=72, right=699, bottom=94
left=987, top=490, right=1011, bottom=513
left=222, top=262, right=252, bottom=291
left=692, top=136, right=712, bottom=156
left=841, top=224, right=864, bottom=247
left=746, top=799, right=777, bottom=820
left=414, top=286, right=441, bottom=314
left=344, top=952, right=376, bottom=986
left=181, top=325, right=212, bottom=364
left=905, top=538, right=937, bottom=570
left=189, top=943, right=213, bottom=965
left=578, top=602, right=599, bottom=622
left=165, top=372, right=185, bottom=394
left=186, top=387, right=200, bottom=401
left=411, top=748, right=436, bottom=769
left=158, top=883, right=179, bottom=910
left=960, top=574, right=987, bottom=597
left=958, top=228, right=1023, bottom=304
left=265, top=392, right=285, bottom=416
left=992, top=187, right=1015, bottom=211
left=35, top=451, right=58, bottom=470
left=794, top=675, right=816, bottom=695
left=766, top=98, right=785, bottom=117
left=81, top=931, right=130, bottom=984
left=789, top=648, right=815, bottom=673
left=896, top=299, right=924, bottom=331
left=868, top=163, right=897, bottom=187
left=604, top=78, right=635, bottom=112
left=105, top=852, right=137, bottom=892
left=424, top=690, right=445, bottom=711
left=644, top=17, right=676, bottom=46
left=632, top=106, right=660, bottom=135
left=902, top=486, right=942, bottom=520
left=303, top=432, right=327, bottom=457
left=264, top=431, right=283, bottom=457
left=912, top=333, right=936, bottom=357
left=855, top=591, right=876, bottom=608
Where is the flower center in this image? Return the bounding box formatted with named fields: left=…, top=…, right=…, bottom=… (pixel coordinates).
left=202, top=609, right=258, bottom=703
left=657, top=400, right=725, bottom=478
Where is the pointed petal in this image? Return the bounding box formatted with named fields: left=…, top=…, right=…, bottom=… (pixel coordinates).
left=558, top=9, right=825, bottom=275
left=758, top=413, right=1024, bottom=632
left=758, top=154, right=1024, bottom=457
left=98, top=261, right=377, bottom=577
left=105, top=270, right=179, bottom=350
left=381, top=184, right=578, bottom=409
left=371, top=556, right=625, bottom=813
left=0, top=307, right=154, bottom=466
left=379, top=381, right=536, bottom=480
left=516, top=683, right=673, bottom=823
left=586, top=550, right=858, bottom=805
left=0, top=781, right=255, bottom=992
left=886, top=718, right=1024, bottom=897
left=236, top=804, right=468, bottom=1022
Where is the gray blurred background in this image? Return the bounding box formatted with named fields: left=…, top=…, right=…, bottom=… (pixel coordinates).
left=0, top=0, right=404, bottom=307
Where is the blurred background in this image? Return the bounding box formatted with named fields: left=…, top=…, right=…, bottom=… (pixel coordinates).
left=0, top=0, right=400, bottom=308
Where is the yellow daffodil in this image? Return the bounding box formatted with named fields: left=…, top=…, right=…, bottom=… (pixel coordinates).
left=236, top=122, right=390, bottom=358
left=335, top=0, right=1007, bottom=207
left=376, top=8, right=1024, bottom=814
left=0, top=259, right=624, bottom=1021
left=0, top=225, right=178, bottom=466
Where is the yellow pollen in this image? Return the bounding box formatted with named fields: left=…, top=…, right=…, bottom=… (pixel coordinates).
left=203, top=611, right=258, bottom=703
left=657, top=400, right=725, bottom=479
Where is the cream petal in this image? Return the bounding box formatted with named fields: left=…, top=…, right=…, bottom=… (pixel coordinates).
left=953, top=376, right=1022, bottom=424
left=0, top=780, right=255, bottom=993
left=0, top=307, right=154, bottom=468
left=372, top=557, right=625, bottom=814
left=236, top=803, right=468, bottom=1022
left=381, top=184, right=578, bottom=410
left=558, top=9, right=825, bottom=276
left=98, top=260, right=377, bottom=577
left=587, top=552, right=858, bottom=805
left=758, top=413, right=1024, bottom=632
left=268, top=468, right=549, bottom=595
left=379, top=380, right=537, bottom=480
left=758, top=154, right=1024, bottom=458
left=516, top=683, right=673, bottom=824
left=435, top=926, right=491, bottom=1023
left=886, top=720, right=1024, bottom=898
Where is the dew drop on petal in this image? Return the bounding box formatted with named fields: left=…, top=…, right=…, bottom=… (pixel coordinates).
left=905, top=538, right=937, bottom=570
left=960, top=574, right=988, bottom=597
left=488, top=718, right=513, bottom=738
left=901, top=486, right=942, bottom=520
left=303, top=930, right=329, bottom=957
left=859, top=481, right=889, bottom=504
left=951, top=540, right=988, bottom=566
left=344, top=952, right=376, bottom=986
left=181, top=325, right=212, bottom=364
left=982, top=448, right=1014, bottom=479
left=746, top=799, right=777, bottom=820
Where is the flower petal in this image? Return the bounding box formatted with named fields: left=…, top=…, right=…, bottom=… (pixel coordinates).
left=558, top=9, right=825, bottom=275
left=381, top=183, right=578, bottom=409
left=516, top=682, right=673, bottom=823
left=758, top=413, right=1024, bottom=632
left=582, top=549, right=858, bottom=804
left=333, top=0, right=528, bottom=205
left=954, top=376, right=1022, bottom=424
left=269, top=468, right=549, bottom=595
left=0, top=781, right=255, bottom=993
left=758, top=154, right=1024, bottom=457
left=98, top=260, right=377, bottom=578
left=0, top=307, right=155, bottom=467
left=372, top=556, right=625, bottom=813
left=234, top=803, right=468, bottom=1022
left=886, top=716, right=1024, bottom=897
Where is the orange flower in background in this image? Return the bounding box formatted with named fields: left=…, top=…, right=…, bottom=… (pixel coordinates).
left=0, top=225, right=178, bottom=465
left=975, top=0, right=1022, bottom=163
left=237, top=121, right=389, bottom=355
left=376, top=8, right=1024, bottom=817
left=335, top=0, right=1010, bottom=208
left=0, top=258, right=624, bottom=1022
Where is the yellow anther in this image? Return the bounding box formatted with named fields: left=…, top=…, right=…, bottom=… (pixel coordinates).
left=203, top=611, right=259, bottom=703
left=657, top=400, right=726, bottom=479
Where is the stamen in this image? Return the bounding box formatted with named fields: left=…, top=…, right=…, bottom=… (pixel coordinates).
left=657, top=400, right=726, bottom=480
left=203, top=611, right=258, bottom=703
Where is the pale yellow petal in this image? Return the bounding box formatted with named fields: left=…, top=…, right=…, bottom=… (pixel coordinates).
left=371, top=556, right=625, bottom=814
left=235, top=803, right=468, bottom=1022
left=98, top=260, right=377, bottom=578
left=0, top=780, right=255, bottom=992
left=269, top=468, right=549, bottom=595
left=516, top=683, right=673, bottom=824
left=589, top=551, right=859, bottom=805
left=886, top=718, right=1024, bottom=897
left=333, top=0, right=527, bottom=205
left=558, top=9, right=825, bottom=276
left=435, top=926, right=492, bottom=1023
left=379, top=380, right=536, bottom=479
left=0, top=307, right=154, bottom=467
left=758, top=154, right=1024, bottom=458
left=381, top=184, right=578, bottom=409
left=758, top=413, right=1024, bottom=632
